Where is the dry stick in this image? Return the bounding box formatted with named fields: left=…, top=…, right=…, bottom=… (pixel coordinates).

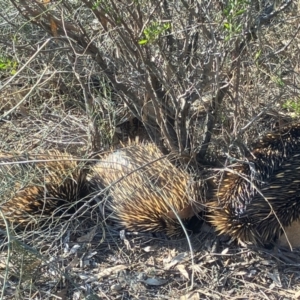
left=197, top=82, right=229, bottom=161
left=0, top=66, right=49, bottom=121
left=98, top=1, right=179, bottom=149
left=58, top=11, right=101, bottom=151
left=238, top=93, right=285, bottom=135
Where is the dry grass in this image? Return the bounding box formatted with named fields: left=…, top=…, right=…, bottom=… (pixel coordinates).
left=1, top=106, right=300, bottom=299
left=2, top=228, right=300, bottom=299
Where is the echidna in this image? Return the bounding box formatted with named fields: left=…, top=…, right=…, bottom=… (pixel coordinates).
left=88, top=141, right=203, bottom=238
left=215, top=122, right=300, bottom=213
left=209, top=123, right=300, bottom=246
left=0, top=150, right=88, bottom=229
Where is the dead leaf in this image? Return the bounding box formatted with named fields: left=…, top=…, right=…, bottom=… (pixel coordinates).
left=111, top=284, right=122, bottom=291
left=143, top=278, right=168, bottom=286
left=221, top=248, right=229, bottom=255
left=67, top=256, right=80, bottom=268
left=143, top=245, right=157, bottom=252
left=176, top=264, right=189, bottom=280
left=164, top=252, right=188, bottom=269
left=180, top=292, right=200, bottom=300
left=77, top=227, right=97, bottom=243
left=50, top=16, right=58, bottom=37
left=97, top=265, right=127, bottom=279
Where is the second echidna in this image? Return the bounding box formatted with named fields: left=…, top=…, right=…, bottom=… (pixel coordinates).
left=209, top=122, right=300, bottom=246
left=214, top=122, right=300, bottom=213
left=209, top=153, right=300, bottom=246
left=0, top=150, right=88, bottom=229
left=88, top=141, right=203, bottom=238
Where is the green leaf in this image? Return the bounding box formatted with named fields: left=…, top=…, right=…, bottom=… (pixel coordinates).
left=224, top=23, right=230, bottom=29
left=138, top=39, right=148, bottom=45
left=235, top=9, right=246, bottom=16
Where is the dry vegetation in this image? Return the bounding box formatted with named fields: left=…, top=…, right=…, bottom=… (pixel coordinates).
left=1, top=0, right=300, bottom=299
